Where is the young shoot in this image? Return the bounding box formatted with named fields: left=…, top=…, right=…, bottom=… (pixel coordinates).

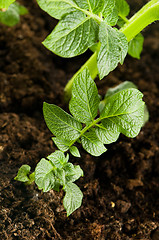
left=15, top=150, right=83, bottom=216
left=15, top=68, right=146, bottom=215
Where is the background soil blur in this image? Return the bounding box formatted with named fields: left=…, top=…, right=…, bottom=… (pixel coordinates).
left=0, top=0, right=159, bottom=239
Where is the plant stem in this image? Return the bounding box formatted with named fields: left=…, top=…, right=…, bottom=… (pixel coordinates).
left=64, top=0, right=159, bottom=101
left=64, top=51, right=98, bottom=102
left=119, top=14, right=129, bottom=23
left=68, top=118, right=101, bottom=147
left=121, top=0, right=159, bottom=42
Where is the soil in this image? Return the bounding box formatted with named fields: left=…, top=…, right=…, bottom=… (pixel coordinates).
left=0, top=0, right=159, bottom=239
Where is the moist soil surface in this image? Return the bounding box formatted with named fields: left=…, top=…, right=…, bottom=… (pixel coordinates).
left=0, top=0, right=159, bottom=239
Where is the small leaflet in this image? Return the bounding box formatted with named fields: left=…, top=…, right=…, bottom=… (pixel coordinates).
left=100, top=88, right=145, bottom=138
left=95, top=122, right=120, bottom=144
left=69, top=68, right=99, bottom=123
left=87, top=0, right=104, bottom=14
left=64, top=163, right=83, bottom=182
left=37, top=0, right=80, bottom=20
left=52, top=137, right=70, bottom=152
left=81, top=129, right=107, bottom=156
left=128, top=33, right=144, bottom=59
left=63, top=182, right=83, bottom=216
left=43, top=11, right=98, bottom=58
left=69, top=146, right=81, bottom=157
left=43, top=102, right=82, bottom=141
left=115, top=0, right=130, bottom=17
left=14, top=165, right=31, bottom=182
left=35, top=158, right=55, bottom=192
left=47, top=150, right=68, bottom=168
left=97, top=22, right=128, bottom=79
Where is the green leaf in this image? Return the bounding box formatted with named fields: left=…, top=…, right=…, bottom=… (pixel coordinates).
left=43, top=11, right=98, bottom=58
left=117, top=17, right=125, bottom=27
left=128, top=33, right=144, bottom=59
left=105, top=81, right=137, bottom=98
left=81, top=129, right=107, bottom=156
left=63, top=163, right=74, bottom=181
left=115, top=0, right=130, bottom=17
left=89, top=42, right=98, bottom=52
left=43, top=102, right=82, bottom=141
left=99, top=81, right=137, bottom=113
left=63, top=182, right=83, bottom=216
left=35, top=158, right=55, bottom=192
left=100, top=89, right=145, bottom=138
left=54, top=168, right=66, bottom=185
left=14, top=165, right=31, bottom=182
left=52, top=137, right=71, bottom=152
left=116, top=15, right=144, bottom=59
left=36, top=0, right=80, bottom=20
left=36, top=0, right=105, bottom=20
left=103, top=7, right=118, bottom=26
left=0, top=2, right=28, bottom=27
left=69, top=146, right=81, bottom=157
left=73, top=0, right=88, bottom=9
left=16, top=2, right=28, bottom=15
left=69, top=68, right=99, bottom=123
left=0, top=0, right=15, bottom=9
left=88, top=0, right=104, bottom=14
left=101, top=0, right=118, bottom=26
left=47, top=150, right=68, bottom=168
left=73, top=165, right=84, bottom=180
left=0, top=2, right=19, bottom=26
left=53, top=182, right=61, bottom=192
left=28, top=172, right=35, bottom=184
left=97, top=22, right=128, bottom=79
left=102, top=0, right=115, bottom=18
left=64, top=163, right=83, bottom=182
left=95, top=123, right=120, bottom=144
left=99, top=81, right=148, bottom=136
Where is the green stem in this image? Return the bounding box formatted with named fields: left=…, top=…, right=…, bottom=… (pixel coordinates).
left=75, top=4, right=103, bottom=24
left=64, top=51, right=98, bottom=102
left=119, top=14, right=129, bottom=23
left=68, top=105, right=136, bottom=148
left=82, top=9, right=103, bottom=24
left=64, top=0, right=159, bottom=101
left=68, top=118, right=101, bottom=147
left=121, top=0, right=159, bottom=42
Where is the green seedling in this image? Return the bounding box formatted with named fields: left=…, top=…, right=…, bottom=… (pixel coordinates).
left=0, top=1, right=28, bottom=27
left=15, top=151, right=83, bottom=216
left=15, top=69, right=146, bottom=215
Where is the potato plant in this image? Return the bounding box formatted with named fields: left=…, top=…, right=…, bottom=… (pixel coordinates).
left=15, top=0, right=159, bottom=216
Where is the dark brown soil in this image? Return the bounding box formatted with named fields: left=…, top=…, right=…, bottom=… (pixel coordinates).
left=0, top=0, right=159, bottom=239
